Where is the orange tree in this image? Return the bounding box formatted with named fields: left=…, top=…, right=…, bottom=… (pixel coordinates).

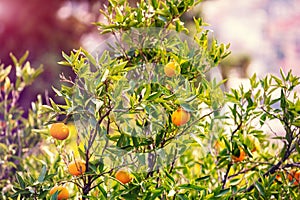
left=10, top=0, right=300, bottom=199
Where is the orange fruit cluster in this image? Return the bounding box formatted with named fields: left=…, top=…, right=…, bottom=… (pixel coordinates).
left=171, top=108, right=190, bottom=126
left=115, top=169, right=132, bottom=184
left=50, top=123, right=69, bottom=140
left=49, top=185, right=69, bottom=200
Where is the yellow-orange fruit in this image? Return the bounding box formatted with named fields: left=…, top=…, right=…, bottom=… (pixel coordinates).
left=115, top=169, right=132, bottom=184
left=68, top=160, right=86, bottom=176
left=294, top=171, right=300, bottom=185
left=232, top=148, right=246, bottom=162
left=164, top=61, right=178, bottom=77
left=288, top=169, right=300, bottom=185
left=50, top=123, right=69, bottom=140
left=171, top=108, right=190, bottom=126
left=49, top=185, right=69, bottom=200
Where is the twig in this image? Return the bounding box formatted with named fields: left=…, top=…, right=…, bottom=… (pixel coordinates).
left=282, top=162, right=300, bottom=168
left=222, top=163, right=232, bottom=189
left=169, top=145, right=178, bottom=173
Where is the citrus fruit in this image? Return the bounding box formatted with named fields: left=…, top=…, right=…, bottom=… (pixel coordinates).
left=294, top=171, right=300, bottom=185
left=164, top=61, right=179, bottom=77
left=171, top=108, right=190, bottom=126
left=49, top=185, right=69, bottom=200
left=288, top=169, right=300, bottom=185
left=68, top=160, right=86, bottom=176
left=115, top=169, right=132, bottom=184
left=232, top=148, right=246, bottom=162
left=50, top=123, right=69, bottom=140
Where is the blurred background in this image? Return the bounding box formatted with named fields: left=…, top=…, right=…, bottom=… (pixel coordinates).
left=200, top=0, right=300, bottom=86
left=0, top=0, right=299, bottom=108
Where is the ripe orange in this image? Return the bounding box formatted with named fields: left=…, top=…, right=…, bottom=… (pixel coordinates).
left=171, top=108, right=190, bottom=126
left=288, top=169, right=300, bottom=185
left=68, top=160, right=86, bottom=176
left=115, top=169, right=132, bottom=184
left=49, top=185, right=69, bottom=200
left=294, top=171, right=300, bottom=185
left=164, top=61, right=178, bottom=77
left=50, top=123, right=69, bottom=140
left=232, top=148, right=246, bottom=162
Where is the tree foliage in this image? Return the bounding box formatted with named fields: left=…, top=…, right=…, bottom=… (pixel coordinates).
left=1, top=0, right=299, bottom=199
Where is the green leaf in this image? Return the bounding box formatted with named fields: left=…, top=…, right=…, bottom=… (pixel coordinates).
left=52, top=86, right=63, bottom=97
left=178, top=184, right=205, bottom=191
left=163, top=94, right=176, bottom=101
left=44, top=173, right=57, bottom=181
left=19, top=51, right=29, bottom=66
left=155, top=131, right=165, bottom=147
left=40, top=105, right=55, bottom=113
left=254, top=181, right=265, bottom=197
left=117, top=133, right=130, bottom=148
left=9, top=53, right=18, bottom=66
left=16, top=173, right=25, bottom=189
left=177, top=193, right=189, bottom=200
left=259, top=113, right=267, bottom=126
left=185, top=95, right=197, bottom=103
left=49, top=98, right=61, bottom=112
left=222, top=136, right=231, bottom=151
left=78, top=147, right=86, bottom=160
left=279, top=68, right=286, bottom=81
left=150, top=189, right=164, bottom=200
left=50, top=191, right=59, bottom=200
left=61, top=51, right=72, bottom=63
left=112, top=61, right=128, bottom=73
left=97, top=185, right=107, bottom=198
left=11, top=190, right=31, bottom=198
left=272, top=75, right=283, bottom=86
left=151, top=0, right=158, bottom=9
left=146, top=91, right=161, bottom=101
left=164, top=170, right=175, bottom=185
left=38, top=165, right=47, bottom=183
left=295, top=141, right=300, bottom=154
left=101, top=69, right=110, bottom=82
left=0, top=65, right=11, bottom=82
left=280, top=89, right=287, bottom=110
left=230, top=178, right=241, bottom=186
left=215, top=188, right=230, bottom=197
left=195, top=175, right=210, bottom=182
left=81, top=48, right=97, bottom=67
